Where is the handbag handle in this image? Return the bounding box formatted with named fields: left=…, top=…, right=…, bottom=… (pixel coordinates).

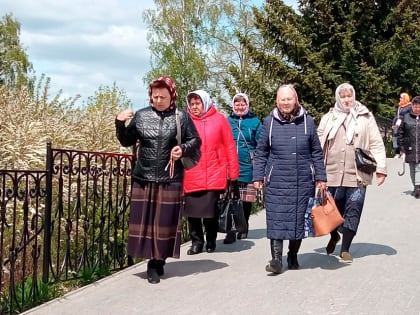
left=224, top=180, right=240, bottom=200
left=231, top=180, right=240, bottom=199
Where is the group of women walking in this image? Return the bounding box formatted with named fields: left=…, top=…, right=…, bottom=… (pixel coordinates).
left=115, top=76, right=395, bottom=283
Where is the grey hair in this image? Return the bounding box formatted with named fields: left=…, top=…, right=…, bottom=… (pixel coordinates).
left=276, top=84, right=299, bottom=105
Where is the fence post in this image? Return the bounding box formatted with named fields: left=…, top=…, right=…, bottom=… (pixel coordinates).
left=42, top=142, right=53, bottom=283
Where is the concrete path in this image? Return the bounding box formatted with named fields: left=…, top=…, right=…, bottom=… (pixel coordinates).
left=24, top=157, right=420, bottom=315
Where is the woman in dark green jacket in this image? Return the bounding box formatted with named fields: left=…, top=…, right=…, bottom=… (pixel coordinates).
left=224, top=93, right=262, bottom=244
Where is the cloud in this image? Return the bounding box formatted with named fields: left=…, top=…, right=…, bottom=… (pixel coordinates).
left=1, top=0, right=155, bottom=109
left=2, top=0, right=298, bottom=110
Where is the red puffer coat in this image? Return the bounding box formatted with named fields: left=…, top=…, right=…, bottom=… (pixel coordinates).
left=184, top=106, right=239, bottom=193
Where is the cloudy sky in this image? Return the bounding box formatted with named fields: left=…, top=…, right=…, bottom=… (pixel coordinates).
left=1, top=0, right=297, bottom=110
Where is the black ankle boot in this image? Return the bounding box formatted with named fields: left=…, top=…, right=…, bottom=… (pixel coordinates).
left=287, top=253, right=299, bottom=270
left=187, top=244, right=203, bottom=255
left=155, top=260, right=165, bottom=276
left=147, top=260, right=160, bottom=284
left=223, top=231, right=236, bottom=244
left=287, top=240, right=301, bottom=269
left=415, top=185, right=420, bottom=198
left=326, top=231, right=341, bottom=255
left=206, top=241, right=216, bottom=253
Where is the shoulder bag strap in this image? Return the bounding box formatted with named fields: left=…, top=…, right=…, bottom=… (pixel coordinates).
left=234, top=119, right=252, bottom=153
left=175, top=108, right=181, bottom=145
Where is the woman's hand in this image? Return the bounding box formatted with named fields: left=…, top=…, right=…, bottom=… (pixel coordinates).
left=171, top=145, right=183, bottom=161
left=116, top=109, right=134, bottom=121
left=316, top=180, right=327, bottom=199
left=316, top=180, right=327, bottom=193
left=376, top=173, right=386, bottom=186
left=254, top=180, right=263, bottom=190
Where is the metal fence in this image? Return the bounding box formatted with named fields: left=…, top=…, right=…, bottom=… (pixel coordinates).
left=0, top=115, right=394, bottom=314
left=1, top=143, right=134, bottom=314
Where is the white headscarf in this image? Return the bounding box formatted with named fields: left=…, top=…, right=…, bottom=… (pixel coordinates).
left=328, top=83, right=360, bottom=144
left=187, top=89, right=213, bottom=114
left=231, top=93, right=249, bottom=116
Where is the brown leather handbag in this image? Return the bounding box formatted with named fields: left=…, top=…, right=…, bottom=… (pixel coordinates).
left=311, top=191, right=344, bottom=237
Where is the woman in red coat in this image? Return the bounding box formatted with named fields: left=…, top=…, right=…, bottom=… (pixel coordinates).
left=183, top=89, right=239, bottom=254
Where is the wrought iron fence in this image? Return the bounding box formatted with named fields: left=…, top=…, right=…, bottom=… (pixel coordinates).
left=0, top=116, right=393, bottom=314
left=0, top=170, right=47, bottom=314
left=1, top=143, right=135, bottom=314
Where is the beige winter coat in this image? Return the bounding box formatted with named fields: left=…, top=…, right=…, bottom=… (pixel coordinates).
left=317, top=105, right=387, bottom=186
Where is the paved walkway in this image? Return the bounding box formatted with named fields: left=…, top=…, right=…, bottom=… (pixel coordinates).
left=24, top=158, right=420, bottom=315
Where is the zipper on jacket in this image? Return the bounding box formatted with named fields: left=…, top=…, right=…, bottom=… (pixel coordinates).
left=266, top=165, right=274, bottom=183
left=156, top=116, right=164, bottom=182
left=310, top=164, right=315, bottom=183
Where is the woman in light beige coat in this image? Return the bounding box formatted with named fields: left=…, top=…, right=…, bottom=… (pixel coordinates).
left=317, top=83, right=387, bottom=263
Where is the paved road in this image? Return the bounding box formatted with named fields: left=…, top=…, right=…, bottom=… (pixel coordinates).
left=24, top=157, right=420, bottom=315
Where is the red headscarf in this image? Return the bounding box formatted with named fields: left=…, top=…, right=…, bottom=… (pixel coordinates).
left=148, top=76, right=178, bottom=108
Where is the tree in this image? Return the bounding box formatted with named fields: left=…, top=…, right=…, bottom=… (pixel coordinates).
left=78, top=83, right=132, bottom=152
left=144, top=0, right=272, bottom=113
left=216, top=0, right=268, bottom=113
left=0, top=14, right=133, bottom=170
left=0, top=13, right=34, bottom=90
left=234, top=0, right=419, bottom=121
left=143, top=0, right=214, bottom=107
left=0, top=76, right=131, bottom=169
left=0, top=76, right=80, bottom=169
left=374, top=0, right=420, bottom=104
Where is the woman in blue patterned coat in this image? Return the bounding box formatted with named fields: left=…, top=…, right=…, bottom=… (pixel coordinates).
left=253, top=84, right=327, bottom=274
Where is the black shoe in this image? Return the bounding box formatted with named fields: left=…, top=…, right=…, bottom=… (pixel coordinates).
left=223, top=232, right=236, bottom=244
left=414, top=186, right=420, bottom=198
left=187, top=244, right=203, bottom=255
left=326, top=234, right=341, bottom=255
left=206, top=242, right=216, bottom=253
left=287, top=253, right=299, bottom=270
left=147, top=261, right=160, bottom=284
left=265, top=259, right=282, bottom=274
left=237, top=231, right=248, bottom=240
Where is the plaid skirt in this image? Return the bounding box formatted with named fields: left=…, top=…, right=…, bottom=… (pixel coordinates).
left=127, top=181, right=183, bottom=260
left=238, top=182, right=257, bottom=202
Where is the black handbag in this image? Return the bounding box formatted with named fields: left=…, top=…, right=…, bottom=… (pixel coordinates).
left=355, top=148, right=377, bottom=174
left=217, top=182, right=247, bottom=234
